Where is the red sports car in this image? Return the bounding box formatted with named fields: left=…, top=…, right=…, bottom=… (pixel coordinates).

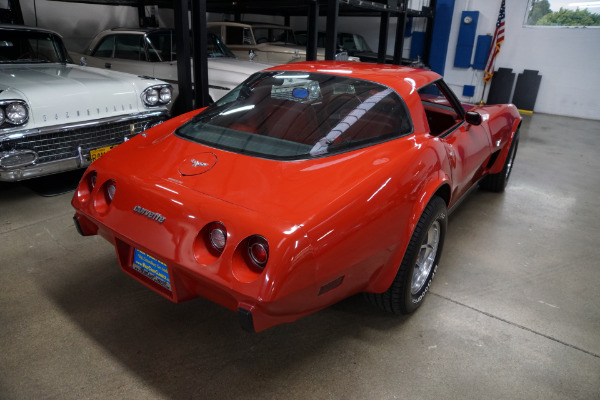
left=72, top=62, right=521, bottom=332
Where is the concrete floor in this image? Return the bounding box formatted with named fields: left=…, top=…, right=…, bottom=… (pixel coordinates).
left=1, top=113, right=599, bottom=399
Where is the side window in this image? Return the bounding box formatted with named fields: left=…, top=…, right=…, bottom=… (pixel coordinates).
left=92, top=35, right=115, bottom=58
left=146, top=32, right=176, bottom=62
left=418, top=82, right=462, bottom=136
left=338, top=33, right=357, bottom=51
left=253, top=28, right=268, bottom=43
left=225, top=26, right=254, bottom=45
left=114, top=35, right=145, bottom=61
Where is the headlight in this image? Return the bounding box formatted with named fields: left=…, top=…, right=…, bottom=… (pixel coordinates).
left=160, top=87, right=172, bottom=103
left=142, top=85, right=172, bottom=107
left=143, top=88, right=159, bottom=106
left=0, top=100, right=29, bottom=127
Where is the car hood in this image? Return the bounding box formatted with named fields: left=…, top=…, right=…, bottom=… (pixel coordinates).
left=0, top=63, right=154, bottom=128
left=94, top=116, right=407, bottom=226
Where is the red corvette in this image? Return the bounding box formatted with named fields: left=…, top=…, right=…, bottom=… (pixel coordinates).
left=72, top=62, right=521, bottom=332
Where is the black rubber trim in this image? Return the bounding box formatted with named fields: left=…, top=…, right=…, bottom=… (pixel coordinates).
left=238, top=307, right=255, bottom=333
left=73, top=215, right=85, bottom=236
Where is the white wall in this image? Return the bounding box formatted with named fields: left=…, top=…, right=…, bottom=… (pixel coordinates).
left=292, top=1, right=600, bottom=120
left=15, top=0, right=600, bottom=120
left=443, top=0, right=600, bottom=120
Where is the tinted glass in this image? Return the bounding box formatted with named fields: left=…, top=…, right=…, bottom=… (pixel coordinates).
left=207, top=33, right=235, bottom=58
left=0, top=29, right=70, bottom=63
left=146, top=31, right=176, bottom=62
left=226, top=26, right=254, bottom=45
left=418, top=82, right=462, bottom=136
left=92, top=35, right=114, bottom=57
left=254, top=28, right=296, bottom=44
left=177, top=71, right=412, bottom=160
left=114, top=34, right=145, bottom=61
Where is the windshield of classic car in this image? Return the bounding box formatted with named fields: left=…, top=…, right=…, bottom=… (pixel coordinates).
left=206, top=33, right=236, bottom=58
left=0, top=30, right=67, bottom=63
left=177, top=71, right=412, bottom=159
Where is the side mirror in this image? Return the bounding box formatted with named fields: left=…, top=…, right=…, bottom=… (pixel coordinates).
left=465, top=110, right=482, bottom=126
left=248, top=49, right=256, bottom=61
left=79, top=56, right=87, bottom=67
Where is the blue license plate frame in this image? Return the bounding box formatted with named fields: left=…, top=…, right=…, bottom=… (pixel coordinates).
left=132, top=248, right=171, bottom=291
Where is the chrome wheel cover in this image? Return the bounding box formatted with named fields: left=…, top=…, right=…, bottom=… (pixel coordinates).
left=411, top=220, right=440, bottom=294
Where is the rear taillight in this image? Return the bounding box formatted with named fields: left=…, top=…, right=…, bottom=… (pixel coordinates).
left=207, top=222, right=227, bottom=255
left=106, top=180, right=116, bottom=203
left=247, top=236, right=269, bottom=270
left=76, top=170, right=97, bottom=204
left=93, top=179, right=116, bottom=215
left=89, top=171, right=97, bottom=190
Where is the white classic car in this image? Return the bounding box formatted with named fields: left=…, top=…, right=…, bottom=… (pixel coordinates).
left=207, top=22, right=357, bottom=64
left=0, top=25, right=172, bottom=182
left=75, top=28, right=271, bottom=108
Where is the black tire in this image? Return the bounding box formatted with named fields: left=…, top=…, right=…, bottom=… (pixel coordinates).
left=481, top=132, right=519, bottom=192
left=366, top=196, right=447, bottom=314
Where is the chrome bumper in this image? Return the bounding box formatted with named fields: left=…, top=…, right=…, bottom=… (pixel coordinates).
left=0, top=111, right=169, bottom=182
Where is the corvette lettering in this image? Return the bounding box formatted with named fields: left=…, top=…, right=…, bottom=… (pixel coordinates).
left=133, top=205, right=166, bottom=223
left=191, top=159, right=209, bottom=168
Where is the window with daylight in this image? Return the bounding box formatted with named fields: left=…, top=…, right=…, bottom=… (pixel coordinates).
left=525, top=0, right=600, bottom=27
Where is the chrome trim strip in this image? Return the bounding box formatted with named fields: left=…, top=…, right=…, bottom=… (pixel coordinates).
left=208, top=85, right=231, bottom=91
left=0, top=110, right=169, bottom=142
left=0, top=156, right=86, bottom=181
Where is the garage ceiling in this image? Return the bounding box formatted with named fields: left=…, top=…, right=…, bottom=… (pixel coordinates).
left=47, top=0, right=413, bottom=16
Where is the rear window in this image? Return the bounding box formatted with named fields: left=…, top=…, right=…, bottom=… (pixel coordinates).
left=177, top=71, right=413, bottom=160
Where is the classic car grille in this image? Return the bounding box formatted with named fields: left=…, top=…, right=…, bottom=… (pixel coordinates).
left=1, top=116, right=166, bottom=164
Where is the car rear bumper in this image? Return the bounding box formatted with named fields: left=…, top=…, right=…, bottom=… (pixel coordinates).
left=72, top=211, right=337, bottom=333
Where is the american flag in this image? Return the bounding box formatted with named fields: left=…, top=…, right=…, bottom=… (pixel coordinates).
left=484, top=0, right=506, bottom=82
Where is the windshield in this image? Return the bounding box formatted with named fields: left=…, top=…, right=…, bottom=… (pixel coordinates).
left=207, top=32, right=235, bottom=58
left=177, top=71, right=412, bottom=160
left=0, top=29, right=72, bottom=64
left=339, top=33, right=372, bottom=52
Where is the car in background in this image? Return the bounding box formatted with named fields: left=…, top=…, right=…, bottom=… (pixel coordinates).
left=296, top=30, right=395, bottom=63
left=75, top=28, right=271, bottom=109
left=72, top=61, right=521, bottom=332
left=0, top=24, right=172, bottom=182
left=207, top=22, right=357, bottom=64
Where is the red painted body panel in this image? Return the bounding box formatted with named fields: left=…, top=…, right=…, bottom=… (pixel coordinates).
left=72, top=62, right=521, bottom=331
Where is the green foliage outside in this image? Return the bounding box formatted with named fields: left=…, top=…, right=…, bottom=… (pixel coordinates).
left=527, top=0, right=600, bottom=27
left=527, top=0, right=551, bottom=25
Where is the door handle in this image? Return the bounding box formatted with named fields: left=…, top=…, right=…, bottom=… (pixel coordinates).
left=105, top=63, right=112, bottom=69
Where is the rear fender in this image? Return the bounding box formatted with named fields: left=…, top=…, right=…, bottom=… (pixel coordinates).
left=486, top=105, right=522, bottom=174
left=488, top=118, right=521, bottom=174
left=364, top=171, right=451, bottom=293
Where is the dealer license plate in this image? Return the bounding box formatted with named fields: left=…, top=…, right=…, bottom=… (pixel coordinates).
left=132, top=248, right=171, bottom=291
left=90, top=145, right=117, bottom=162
